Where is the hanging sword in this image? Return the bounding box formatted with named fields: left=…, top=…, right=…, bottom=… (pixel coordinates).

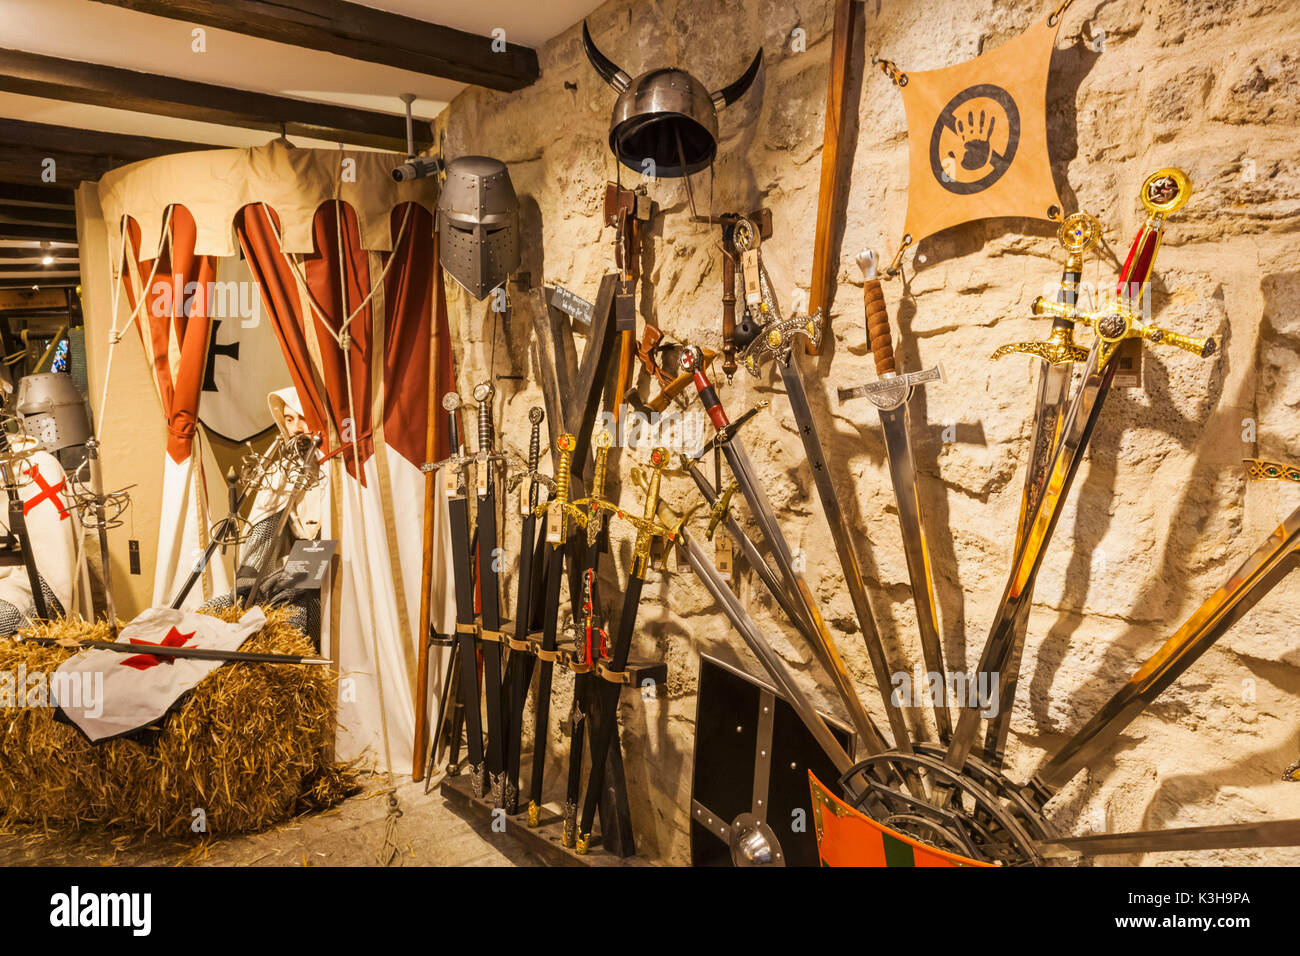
left=944, top=167, right=1217, bottom=774
left=980, top=212, right=1099, bottom=768
left=679, top=344, right=892, bottom=760
left=836, top=250, right=951, bottom=742
left=431, top=392, right=488, bottom=796
left=1026, top=458, right=1300, bottom=797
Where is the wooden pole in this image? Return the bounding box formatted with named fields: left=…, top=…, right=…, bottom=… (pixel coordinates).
left=805, top=0, right=859, bottom=355
left=412, top=231, right=445, bottom=780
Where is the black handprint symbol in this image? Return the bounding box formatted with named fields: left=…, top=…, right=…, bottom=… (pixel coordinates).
left=955, top=109, right=996, bottom=171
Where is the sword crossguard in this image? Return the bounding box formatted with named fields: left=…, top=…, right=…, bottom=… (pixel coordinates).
left=739, top=311, right=824, bottom=377
left=1244, top=458, right=1300, bottom=483
left=687, top=401, right=769, bottom=462
left=704, top=480, right=738, bottom=541
left=991, top=325, right=1090, bottom=366
left=1030, top=297, right=1216, bottom=368
left=535, top=433, right=587, bottom=543
left=837, top=365, right=944, bottom=412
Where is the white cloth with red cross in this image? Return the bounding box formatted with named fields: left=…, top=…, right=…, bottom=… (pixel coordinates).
left=0, top=440, right=80, bottom=622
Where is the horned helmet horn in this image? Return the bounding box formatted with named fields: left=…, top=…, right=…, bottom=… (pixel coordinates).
left=581, top=20, right=630, bottom=94
left=711, top=50, right=764, bottom=110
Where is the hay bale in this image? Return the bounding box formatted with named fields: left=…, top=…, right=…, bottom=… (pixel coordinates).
left=0, top=607, right=355, bottom=836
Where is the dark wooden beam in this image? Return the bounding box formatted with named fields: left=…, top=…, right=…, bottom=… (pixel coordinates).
left=0, top=248, right=77, bottom=260
left=0, top=181, right=75, bottom=206
left=0, top=265, right=80, bottom=276
left=0, top=119, right=211, bottom=185
left=0, top=203, right=76, bottom=226
left=0, top=278, right=79, bottom=290
left=87, top=0, right=539, bottom=91
left=0, top=223, right=77, bottom=242
left=0, top=48, right=424, bottom=151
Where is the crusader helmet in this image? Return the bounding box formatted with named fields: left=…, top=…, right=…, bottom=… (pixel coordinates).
left=582, top=21, right=762, bottom=178
left=437, top=155, right=520, bottom=300
left=15, top=372, right=90, bottom=453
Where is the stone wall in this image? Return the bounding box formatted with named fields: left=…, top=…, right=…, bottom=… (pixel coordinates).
left=435, top=0, right=1300, bottom=864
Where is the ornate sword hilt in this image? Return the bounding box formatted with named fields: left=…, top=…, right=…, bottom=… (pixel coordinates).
left=571, top=429, right=613, bottom=548
left=836, top=252, right=943, bottom=412
left=424, top=392, right=477, bottom=495
left=518, top=407, right=555, bottom=515
left=738, top=311, right=823, bottom=377
left=1244, top=458, right=1300, bottom=483
left=606, top=447, right=680, bottom=576
left=535, top=432, right=586, bottom=544
left=470, top=380, right=527, bottom=497
left=1029, top=297, right=1216, bottom=368
left=992, top=211, right=1099, bottom=366
left=704, top=480, right=739, bottom=541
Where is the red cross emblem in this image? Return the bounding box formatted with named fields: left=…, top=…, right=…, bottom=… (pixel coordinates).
left=22, top=468, right=70, bottom=522
left=120, top=626, right=197, bottom=670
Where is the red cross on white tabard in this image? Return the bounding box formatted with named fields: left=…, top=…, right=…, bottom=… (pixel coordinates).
left=22, top=468, right=70, bottom=522
left=120, top=626, right=198, bottom=670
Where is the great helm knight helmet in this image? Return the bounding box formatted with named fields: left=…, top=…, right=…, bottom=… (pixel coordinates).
left=582, top=21, right=762, bottom=178
left=437, top=155, right=520, bottom=301
left=15, top=372, right=91, bottom=453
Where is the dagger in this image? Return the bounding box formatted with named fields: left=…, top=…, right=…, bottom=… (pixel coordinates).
left=836, top=250, right=951, bottom=743
left=944, top=168, right=1216, bottom=775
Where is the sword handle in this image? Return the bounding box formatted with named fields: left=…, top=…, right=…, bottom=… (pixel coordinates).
left=680, top=345, right=730, bottom=429
left=545, top=433, right=576, bottom=544
left=474, top=381, right=495, bottom=453
left=863, top=279, right=896, bottom=377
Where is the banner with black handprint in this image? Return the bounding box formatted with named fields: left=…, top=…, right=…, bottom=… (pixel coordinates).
left=896, top=12, right=1063, bottom=250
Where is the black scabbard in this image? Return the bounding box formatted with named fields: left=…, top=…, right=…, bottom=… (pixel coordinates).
left=448, top=490, right=486, bottom=794
left=526, top=544, right=567, bottom=823
left=578, top=569, right=645, bottom=843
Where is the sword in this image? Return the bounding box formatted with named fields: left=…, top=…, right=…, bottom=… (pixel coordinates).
left=526, top=431, right=586, bottom=826
left=680, top=345, right=892, bottom=759
left=470, top=381, right=512, bottom=807
left=20, top=633, right=330, bottom=665
left=562, top=428, right=612, bottom=845
left=1027, top=459, right=1300, bottom=796
left=429, top=392, right=488, bottom=796
left=575, top=446, right=683, bottom=853
left=836, top=250, right=951, bottom=742
left=944, top=167, right=1216, bottom=774
left=501, top=406, right=550, bottom=814
left=982, top=212, right=1099, bottom=768
left=83, top=437, right=118, bottom=638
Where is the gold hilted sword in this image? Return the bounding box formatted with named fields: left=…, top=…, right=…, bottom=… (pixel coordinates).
left=981, top=211, right=1099, bottom=768
left=943, top=168, right=1217, bottom=775
left=837, top=250, right=951, bottom=743
left=1027, top=458, right=1300, bottom=797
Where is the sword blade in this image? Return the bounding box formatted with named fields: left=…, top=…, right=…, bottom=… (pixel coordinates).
left=945, top=344, right=1115, bottom=772
left=1030, top=505, right=1300, bottom=794
left=878, top=399, right=951, bottom=741
left=1034, top=817, right=1300, bottom=858
left=983, top=361, right=1073, bottom=766
left=779, top=358, right=913, bottom=754
left=722, top=431, right=890, bottom=757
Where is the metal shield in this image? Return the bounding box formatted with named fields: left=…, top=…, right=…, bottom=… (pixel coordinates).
left=689, top=654, right=854, bottom=867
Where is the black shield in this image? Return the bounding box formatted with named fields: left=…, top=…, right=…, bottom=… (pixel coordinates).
left=689, top=655, right=854, bottom=867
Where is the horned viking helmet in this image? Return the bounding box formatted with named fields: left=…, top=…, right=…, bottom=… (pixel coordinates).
left=582, top=21, right=762, bottom=178
left=437, top=155, right=521, bottom=301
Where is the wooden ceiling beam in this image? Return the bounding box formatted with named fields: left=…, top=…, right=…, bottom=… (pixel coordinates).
left=87, top=0, right=539, bottom=91
left=0, top=120, right=210, bottom=185
left=0, top=47, right=423, bottom=151
left=0, top=222, right=77, bottom=242
left=0, top=203, right=76, bottom=226
left=0, top=181, right=76, bottom=206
